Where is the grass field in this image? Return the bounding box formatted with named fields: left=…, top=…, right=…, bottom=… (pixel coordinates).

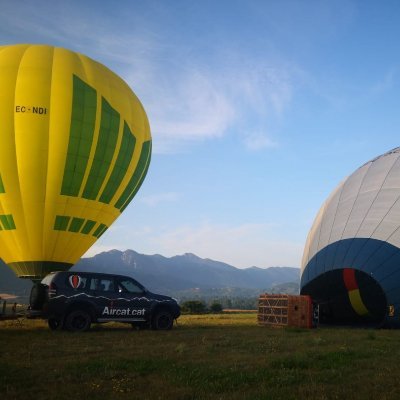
left=1, top=313, right=400, bottom=399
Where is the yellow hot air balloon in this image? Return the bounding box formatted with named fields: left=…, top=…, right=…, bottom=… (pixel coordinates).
left=0, top=44, right=151, bottom=280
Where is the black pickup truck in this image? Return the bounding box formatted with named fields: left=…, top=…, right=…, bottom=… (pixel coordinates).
left=28, top=271, right=180, bottom=332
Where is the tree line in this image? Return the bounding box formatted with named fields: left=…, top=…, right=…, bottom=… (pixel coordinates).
left=180, top=297, right=258, bottom=314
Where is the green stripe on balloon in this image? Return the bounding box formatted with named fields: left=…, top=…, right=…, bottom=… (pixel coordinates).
left=0, top=174, right=5, bottom=193
left=114, top=140, right=152, bottom=210
left=68, top=217, right=85, bottom=232
left=120, top=143, right=151, bottom=212
left=54, top=215, right=71, bottom=231
left=93, top=223, right=107, bottom=238
left=80, top=220, right=96, bottom=234
left=99, top=122, right=136, bottom=204
left=61, top=75, right=97, bottom=197
left=82, top=97, right=120, bottom=200
left=0, top=214, right=15, bottom=230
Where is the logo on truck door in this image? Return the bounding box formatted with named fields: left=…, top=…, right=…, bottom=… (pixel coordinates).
left=69, top=275, right=82, bottom=289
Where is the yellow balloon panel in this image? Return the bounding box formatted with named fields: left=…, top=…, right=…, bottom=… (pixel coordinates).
left=0, top=44, right=151, bottom=279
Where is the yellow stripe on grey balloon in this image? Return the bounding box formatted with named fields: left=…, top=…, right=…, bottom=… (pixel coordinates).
left=348, top=289, right=369, bottom=316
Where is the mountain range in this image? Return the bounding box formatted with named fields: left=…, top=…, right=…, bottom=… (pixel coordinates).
left=0, top=249, right=300, bottom=300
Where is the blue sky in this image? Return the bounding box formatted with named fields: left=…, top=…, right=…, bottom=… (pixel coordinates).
left=2, top=1, right=400, bottom=268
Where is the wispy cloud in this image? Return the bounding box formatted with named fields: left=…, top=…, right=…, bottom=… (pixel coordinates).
left=243, top=132, right=278, bottom=151
left=0, top=2, right=295, bottom=154
left=133, top=59, right=294, bottom=153
left=145, top=69, right=236, bottom=141
left=370, top=68, right=398, bottom=95
left=140, top=192, right=180, bottom=207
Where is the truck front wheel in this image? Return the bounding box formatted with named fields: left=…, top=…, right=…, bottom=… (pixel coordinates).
left=151, top=310, right=174, bottom=330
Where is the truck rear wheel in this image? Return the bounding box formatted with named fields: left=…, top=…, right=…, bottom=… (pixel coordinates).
left=65, top=310, right=91, bottom=332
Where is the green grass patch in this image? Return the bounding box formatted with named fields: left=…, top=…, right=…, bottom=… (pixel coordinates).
left=1, top=314, right=400, bottom=399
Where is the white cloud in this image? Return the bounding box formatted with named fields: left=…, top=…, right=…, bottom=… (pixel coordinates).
left=234, top=65, right=293, bottom=117
left=145, top=69, right=235, bottom=141
left=139, top=192, right=180, bottom=207
left=244, top=132, right=278, bottom=151
left=370, top=68, right=398, bottom=95
left=0, top=2, right=295, bottom=154
left=135, top=61, right=294, bottom=154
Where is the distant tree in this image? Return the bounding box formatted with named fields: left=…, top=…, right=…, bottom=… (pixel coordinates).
left=210, top=301, right=223, bottom=313
left=225, top=298, right=233, bottom=309
left=181, top=300, right=207, bottom=314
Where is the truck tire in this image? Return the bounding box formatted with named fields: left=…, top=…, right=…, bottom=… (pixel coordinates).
left=65, top=310, right=91, bottom=332
left=30, top=283, right=46, bottom=310
left=151, top=310, right=174, bottom=330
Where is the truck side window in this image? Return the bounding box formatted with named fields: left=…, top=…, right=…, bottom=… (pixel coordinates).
left=90, top=278, right=115, bottom=292
left=117, top=279, right=143, bottom=294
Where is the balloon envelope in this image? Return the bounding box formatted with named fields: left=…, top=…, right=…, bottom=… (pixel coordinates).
left=0, top=44, right=151, bottom=279
left=301, top=147, right=400, bottom=326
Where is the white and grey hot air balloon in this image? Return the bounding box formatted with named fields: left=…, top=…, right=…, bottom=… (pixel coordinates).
left=301, top=147, right=400, bottom=326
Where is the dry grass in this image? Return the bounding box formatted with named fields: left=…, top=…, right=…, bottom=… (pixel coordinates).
left=1, top=313, right=400, bottom=399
